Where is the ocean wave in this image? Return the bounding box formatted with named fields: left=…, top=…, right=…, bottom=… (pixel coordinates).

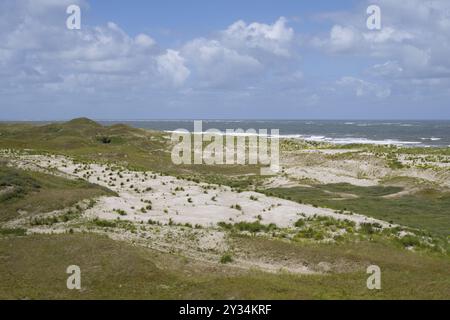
left=421, top=137, right=442, bottom=141
left=167, top=130, right=425, bottom=146
left=290, top=135, right=422, bottom=146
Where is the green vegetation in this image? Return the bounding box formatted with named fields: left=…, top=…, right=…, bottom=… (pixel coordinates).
left=113, top=209, right=127, bottom=216
left=30, top=211, right=81, bottom=226
left=0, top=119, right=262, bottom=185
left=0, top=227, right=27, bottom=237
left=93, top=219, right=118, bottom=228
left=267, top=184, right=450, bottom=236
left=220, top=253, right=233, bottom=264
left=218, top=221, right=277, bottom=233
left=292, top=216, right=358, bottom=243
left=0, top=233, right=448, bottom=299
left=0, top=165, right=114, bottom=222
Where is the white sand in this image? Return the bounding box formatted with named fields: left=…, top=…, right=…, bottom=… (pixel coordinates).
left=4, top=152, right=391, bottom=228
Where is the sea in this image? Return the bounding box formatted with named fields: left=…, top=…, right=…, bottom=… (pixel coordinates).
left=97, top=120, right=450, bottom=148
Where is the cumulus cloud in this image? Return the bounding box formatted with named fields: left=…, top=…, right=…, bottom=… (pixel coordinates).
left=222, top=17, right=294, bottom=57
left=337, top=76, right=391, bottom=99
left=0, top=0, right=168, bottom=97
left=181, top=38, right=262, bottom=87
left=177, top=17, right=296, bottom=88
left=156, top=50, right=190, bottom=86
left=312, top=0, right=450, bottom=80
left=316, top=25, right=362, bottom=53
left=0, top=0, right=299, bottom=98
left=1, top=0, right=447, bottom=119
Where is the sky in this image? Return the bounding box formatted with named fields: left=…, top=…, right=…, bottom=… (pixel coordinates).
left=1, top=0, right=450, bottom=120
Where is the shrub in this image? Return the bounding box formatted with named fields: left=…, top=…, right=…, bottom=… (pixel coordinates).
left=359, top=223, right=380, bottom=235
left=231, top=204, right=242, bottom=211
left=98, top=136, right=112, bottom=144
left=218, top=221, right=277, bottom=233
left=294, top=219, right=305, bottom=228
left=0, top=228, right=27, bottom=236
left=399, top=235, right=421, bottom=248
left=30, top=216, right=59, bottom=226
left=114, top=209, right=127, bottom=216
left=220, top=253, right=233, bottom=264
left=296, top=228, right=324, bottom=240
left=93, top=219, right=117, bottom=228
left=147, top=219, right=160, bottom=225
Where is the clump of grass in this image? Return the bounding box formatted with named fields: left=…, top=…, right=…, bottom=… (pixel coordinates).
left=218, top=221, right=277, bottom=233
left=0, top=228, right=27, bottom=236
left=296, top=227, right=325, bottom=241
left=231, top=204, right=242, bottom=211
left=98, top=136, right=112, bottom=144
left=359, top=223, right=381, bottom=235
left=294, top=219, right=305, bottom=228
left=147, top=219, right=161, bottom=226
left=220, top=253, right=233, bottom=264
left=398, top=235, right=421, bottom=248
left=87, top=199, right=96, bottom=209
left=30, top=216, right=59, bottom=226
left=114, top=209, right=127, bottom=216
left=0, top=166, right=41, bottom=202
left=93, top=219, right=117, bottom=228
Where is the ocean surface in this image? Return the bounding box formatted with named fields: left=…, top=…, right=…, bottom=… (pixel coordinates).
left=98, top=120, right=450, bottom=148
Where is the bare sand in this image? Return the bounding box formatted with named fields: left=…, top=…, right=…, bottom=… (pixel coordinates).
left=4, top=152, right=391, bottom=229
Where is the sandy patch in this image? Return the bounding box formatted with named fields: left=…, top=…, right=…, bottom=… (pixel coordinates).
left=3, top=152, right=391, bottom=229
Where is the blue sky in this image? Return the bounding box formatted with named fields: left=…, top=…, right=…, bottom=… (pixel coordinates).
left=1, top=0, right=450, bottom=120
left=85, top=0, right=358, bottom=42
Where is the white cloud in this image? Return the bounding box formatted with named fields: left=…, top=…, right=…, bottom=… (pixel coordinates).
left=181, top=38, right=262, bottom=87
left=312, top=0, right=450, bottom=80
left=222, top=17, right=294, bottom=57
left=328, top=25, right=362, bottom=53
left=337, top=76, right=391, bottom=99
left=6, top=0, right=447, bottom=118
left=134, top=34, right=156, bottom=48
left=0, top=1, right=299, bottom=97
left=156, top=49, right=190, bottom=87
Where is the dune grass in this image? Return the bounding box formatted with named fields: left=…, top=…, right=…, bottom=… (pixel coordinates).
left=0, top=165, right=114, bottom=222
left=0, top=233, right=448, bottom=299
left=266, top=184, right=450, bottom=237
left=0, top=118, right=262, bottom=181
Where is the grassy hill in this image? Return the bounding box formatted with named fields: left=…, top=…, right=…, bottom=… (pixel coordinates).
left=1, top=233, right=449, bottom=299
left=0, top=164, right=115, bottom=223
left=0, top=118, right=261, bottom=182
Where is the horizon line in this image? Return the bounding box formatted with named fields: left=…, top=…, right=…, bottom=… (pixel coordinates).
left=1, top=118, right=450, bottom=122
